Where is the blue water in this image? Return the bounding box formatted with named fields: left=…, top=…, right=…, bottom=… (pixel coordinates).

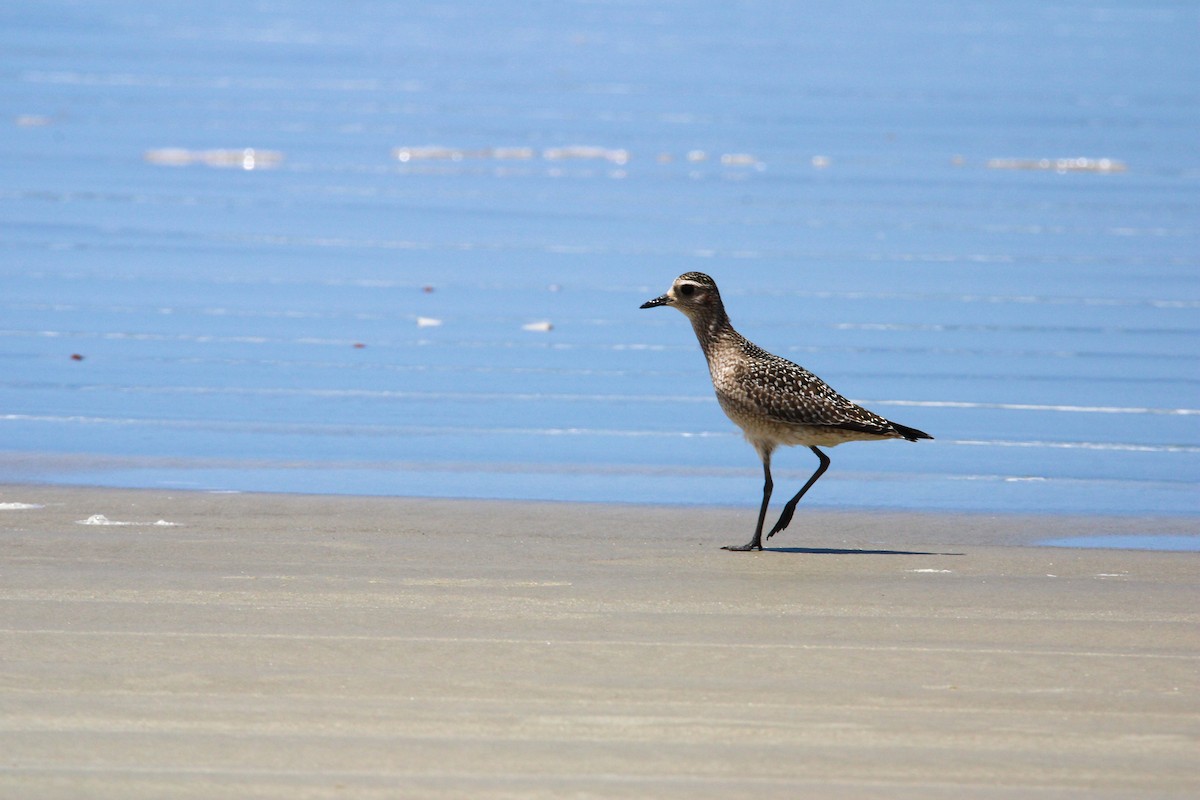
left=1038, top=535, right=1200, bottom=553
left=2, top=2, right=1198, bottom=532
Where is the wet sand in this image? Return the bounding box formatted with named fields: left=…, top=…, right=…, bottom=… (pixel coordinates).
left=1, top=485, right=1197, bottom=798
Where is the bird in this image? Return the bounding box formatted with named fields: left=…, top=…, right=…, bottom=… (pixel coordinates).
left=640, top=272, right=932, bottom=551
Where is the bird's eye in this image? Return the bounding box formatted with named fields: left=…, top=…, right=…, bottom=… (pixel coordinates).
left=679, top=284, right=695, bottom=297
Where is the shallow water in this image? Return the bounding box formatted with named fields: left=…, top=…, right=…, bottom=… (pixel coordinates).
left=2, top=2, right=1197, bottom=533
left=1038, top=535, right=1200, bottom=553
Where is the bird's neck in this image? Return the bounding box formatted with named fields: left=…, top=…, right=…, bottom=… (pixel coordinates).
left=688, top=306, right=738, bottom=360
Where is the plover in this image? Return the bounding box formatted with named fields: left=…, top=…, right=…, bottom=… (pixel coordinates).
left=641, top=272, right=932, bottom=551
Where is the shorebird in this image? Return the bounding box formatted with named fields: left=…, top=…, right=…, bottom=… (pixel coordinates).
left=641, top=272, right=932, bottom=551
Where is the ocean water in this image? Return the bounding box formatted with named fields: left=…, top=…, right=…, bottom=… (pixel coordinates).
left=2, top=1, right=1197, bottom=526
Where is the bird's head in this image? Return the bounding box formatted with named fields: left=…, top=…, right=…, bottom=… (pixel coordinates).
left=639, top=272, right=722, bottom=317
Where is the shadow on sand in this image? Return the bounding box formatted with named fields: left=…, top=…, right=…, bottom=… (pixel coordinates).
left=759, top=547, right=964, bottom=556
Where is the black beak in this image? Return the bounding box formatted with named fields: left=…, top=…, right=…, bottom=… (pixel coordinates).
left=640, top=294, right=670, bottom=309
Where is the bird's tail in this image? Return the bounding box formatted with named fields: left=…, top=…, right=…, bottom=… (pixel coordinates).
left=891, top=422, right=933, bottom=441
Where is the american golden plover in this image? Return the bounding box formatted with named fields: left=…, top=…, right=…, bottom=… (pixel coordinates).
left=641, top=272, right=932, bottom=551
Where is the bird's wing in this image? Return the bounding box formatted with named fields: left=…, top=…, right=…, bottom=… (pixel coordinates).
left=735, top=356, right=899, bottom=435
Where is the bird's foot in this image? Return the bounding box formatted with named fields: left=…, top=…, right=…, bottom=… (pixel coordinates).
left=766, top=512, right=796, bottom=540
left=722, top=542, right=762, bottom=552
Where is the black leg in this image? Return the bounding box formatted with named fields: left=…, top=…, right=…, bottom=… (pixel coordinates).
left=724, top=451, right=773, bottom=552
left=765, top=447, right=830, bottom=541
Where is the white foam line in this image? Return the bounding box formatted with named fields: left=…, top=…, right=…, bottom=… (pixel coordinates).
left=13, top=270, right=1199, bottom=310
left=3, top=413, right=1197, bottom=452
left=0, top=629, right=1192, bottom=660
left=868, top=399, right=1199, bottom=416
left=0, top=414, right=734, bottom=439
left=755, top=289, right=1200, bottom=310
left=2, top=327, right=1196, bottom=370
left=5, top=384, right=1197, bottom=418
left=76, top=515, right=178, bottom=527
left=39, top=385, right=718, bottom=405
left=954, top=439, right=1200, bottom=454
left=7, top=272, right=1200, bottom=311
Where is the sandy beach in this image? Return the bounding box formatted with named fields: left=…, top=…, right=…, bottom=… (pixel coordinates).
left=1, top=484, right=1196, bottom=798
left=4, top=1, right=1198, bottom=796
